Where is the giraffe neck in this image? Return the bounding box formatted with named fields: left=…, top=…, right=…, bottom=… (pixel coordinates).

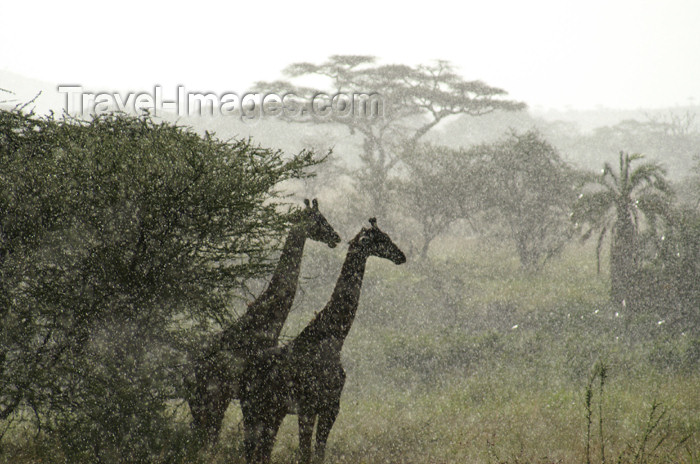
left=254, top=224, right=307, bottom=316
left=293, top=244, right=367, bottom=353
left=221, top=224, right=307, bottom=350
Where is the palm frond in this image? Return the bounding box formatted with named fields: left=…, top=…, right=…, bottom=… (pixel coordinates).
left=572, top=190, right=616, bottom=227
left=596, top=226, right=607, bottom=274
left=630, top=162, right=667, bottom=190
left=599, top=163, right=620, bottom=193
left=650, top=173, right=673, bottom=195
left=626, top=153, right=645, bottom=163
left=636, top=192, right=673, bottom=223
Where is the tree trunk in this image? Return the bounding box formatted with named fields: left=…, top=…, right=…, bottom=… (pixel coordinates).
left=610, top=205, right=636, bottom=305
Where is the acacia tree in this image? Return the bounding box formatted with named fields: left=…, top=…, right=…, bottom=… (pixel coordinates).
left=254, top=55, right=525, bottom=215
left=0, top=109, right=320, bottom=461
left=572, top=151, right=673, bottom=305
left=477, top=131, right=580, bottom=270
left=396, top=143, right=486, bottom=259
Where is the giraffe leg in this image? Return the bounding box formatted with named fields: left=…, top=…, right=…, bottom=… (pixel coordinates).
left=240, top=400, right=261, bottom=463
left=257, top=410, right=285, bottom=464
left=313, top=401, right=340, bottom=463
left=206, top=390, right=231, bottom=445
left=186, top=376, right=210, bottom=443
left=298, top=413, right=315, bottom=464
left=192, top=399, right=220, bottom=446
left=189, top=368, right=227, bottom=445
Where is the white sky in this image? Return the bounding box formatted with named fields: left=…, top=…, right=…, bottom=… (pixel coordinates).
left=2, top=0, right=699, bottom=111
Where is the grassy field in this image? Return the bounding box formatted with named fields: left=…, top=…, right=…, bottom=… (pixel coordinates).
left=194, top=238, right=699, bottom=463
left=3, top=239, right=698, bottom=463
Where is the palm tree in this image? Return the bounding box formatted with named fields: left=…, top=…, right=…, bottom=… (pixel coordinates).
left=573, top=151, right=672, bottom=304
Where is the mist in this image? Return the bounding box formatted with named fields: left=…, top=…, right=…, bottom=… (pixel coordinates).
left=2, top=8, right=700, bottom=461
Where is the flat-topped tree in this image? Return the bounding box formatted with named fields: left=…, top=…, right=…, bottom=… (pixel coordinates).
left=240, top=218, right=406, bottom=464
left=186, top=199, right=340, bottom=444
left=255, top=55, right=525, bottom=215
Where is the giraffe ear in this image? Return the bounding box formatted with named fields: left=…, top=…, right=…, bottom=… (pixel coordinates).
left=312, top=199, right=318, bottom=210
left=304, top=199, right=311, bottom=208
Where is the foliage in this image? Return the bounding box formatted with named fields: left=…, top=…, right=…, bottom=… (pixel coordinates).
left=572, top=151, right=673, bottom=304
left=394, top=143, right=485, bottom=259
left=3, top=232, right=700, bottom=463
left=474, top=131, right=580, bottom=270
left=531, top=111, right=700, bottom=182
left=255, top=55, right=525, bottom=214
left=395, top=132, right=579, bottom=268
left=637, top=207, right=700, bottom=327
left=2, top=89, right=699, bottom=463
left=576, top=113, right=700, bottom=180
left=0, top=109, right=321, bottom=462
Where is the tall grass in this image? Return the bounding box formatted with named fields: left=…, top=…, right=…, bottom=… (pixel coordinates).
left=3, top=240, right=697, bottom=463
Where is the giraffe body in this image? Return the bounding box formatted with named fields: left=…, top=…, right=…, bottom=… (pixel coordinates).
left=240, top=218, right=405, bottom=464
left=186, top=199, right=340, bottom=444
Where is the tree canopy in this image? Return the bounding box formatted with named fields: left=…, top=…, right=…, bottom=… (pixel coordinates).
left=254, top=55, right=525, bottom=214
left=398, top=132, right=578, bottom=268
left=0, top=109, right=321, bottom=461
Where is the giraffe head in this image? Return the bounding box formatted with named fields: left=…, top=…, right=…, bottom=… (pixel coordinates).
left=350, top=218, right=406, bottom=264
left=297, top=198, right=341, bottom=248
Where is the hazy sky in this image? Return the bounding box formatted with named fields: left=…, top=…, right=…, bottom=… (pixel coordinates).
left=2, top=0, right=699, bottom=111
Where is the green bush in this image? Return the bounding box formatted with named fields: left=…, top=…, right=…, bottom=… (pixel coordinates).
left=0, top=109, right=320, bottom=462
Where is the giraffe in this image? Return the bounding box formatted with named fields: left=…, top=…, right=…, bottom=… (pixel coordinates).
left=186, top=199, right=341, bottom=444
left=240, top=218, right=406, bottom=464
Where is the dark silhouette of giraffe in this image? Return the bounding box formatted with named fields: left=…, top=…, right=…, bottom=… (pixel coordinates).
left=186, top=199, right=340, bottom=444
left=240, top=218, right=406, bottom=464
